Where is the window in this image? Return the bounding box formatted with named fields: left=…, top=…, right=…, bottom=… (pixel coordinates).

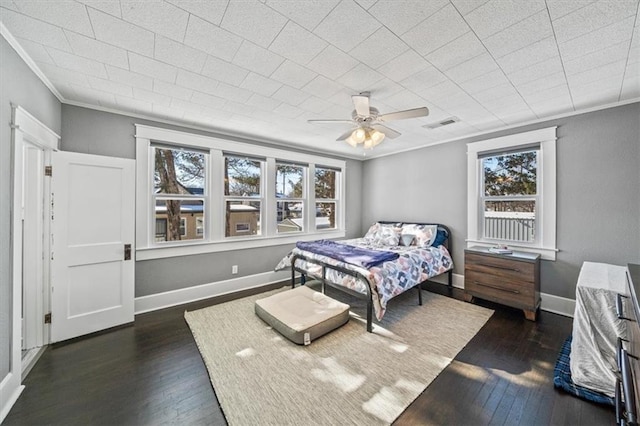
left=481, top=149, right=538, bottom=243
left=276, top=162, right=305, bottom=233
left=135, top=125, right=346, bottom=260
left=153, top=145, right=206, bottom=242
left=315, top=167, right=339, bottom=230
left=224, top=155, right=263, bottom=237
left=467, top=127, right=557, bottom=260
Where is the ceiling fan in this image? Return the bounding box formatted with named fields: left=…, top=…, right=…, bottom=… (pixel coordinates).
left=308, top=92, right=429, bottom=149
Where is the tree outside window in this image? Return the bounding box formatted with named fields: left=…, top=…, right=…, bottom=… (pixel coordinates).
left=154, top=147, right=206, bottom=242
left=276, top=163, right=304, bottom=233
left=481, top=149, right=538, bottom=243
left=224, top=156, right=262, bottom=237
left=315, top=167, right=338, bottom=230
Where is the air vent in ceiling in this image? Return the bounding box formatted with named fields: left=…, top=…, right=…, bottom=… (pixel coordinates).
left=422, top=116, right=459, bottom=129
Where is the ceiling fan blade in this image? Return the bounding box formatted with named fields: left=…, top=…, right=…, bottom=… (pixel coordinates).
left=307, top=119, right=354, bottom=124
left=352, top=94, right=370, bottom=117
left=378, top=107, right=429, bottom=122
left=372, top=124, right=401, bottom=139
left=336, top=128, right=356, bottom=141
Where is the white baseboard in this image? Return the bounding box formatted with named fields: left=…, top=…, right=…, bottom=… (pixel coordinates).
left=134, top=270, right=290, bottom=314
left=22, top=346, right=47, bottom=380
left=0, top=376, right=24, bottom=424
left=540, top=292, right=575, bottom=318
left=429, top=273, right=575, bottom=318
left=135, top=269, right=577, bottom=319
left=428, top=272, right=465, bottom=289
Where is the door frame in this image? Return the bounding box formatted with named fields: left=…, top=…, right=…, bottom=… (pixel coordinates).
left=4, top=105, right=59, bottom=420
left=21, top=139, right=51, bottom=371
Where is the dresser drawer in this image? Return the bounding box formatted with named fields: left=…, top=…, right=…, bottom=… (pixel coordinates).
left=465, top=270, right=534, bottom=308
left=465, top=252, right=535, bottom=283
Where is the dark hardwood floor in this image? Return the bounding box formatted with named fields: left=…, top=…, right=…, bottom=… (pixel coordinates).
left=5, top=282, right=615, bottom=426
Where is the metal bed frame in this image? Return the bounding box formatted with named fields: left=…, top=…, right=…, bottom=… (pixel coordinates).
left=290, top=223, right=453, bottom=332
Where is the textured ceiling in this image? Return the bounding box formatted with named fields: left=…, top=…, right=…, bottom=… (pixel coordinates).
left=1, top=0, right=639, bottom=159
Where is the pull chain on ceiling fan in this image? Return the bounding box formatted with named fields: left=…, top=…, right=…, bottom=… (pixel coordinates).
left=308, top=92, right=429, bottom=149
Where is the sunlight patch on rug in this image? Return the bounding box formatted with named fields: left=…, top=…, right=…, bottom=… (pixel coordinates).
left=185, top=287, right=493, bottom=425
left=310, top=357, right=367, bottom=392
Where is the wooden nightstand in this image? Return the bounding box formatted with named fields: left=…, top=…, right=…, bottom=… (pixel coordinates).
left=464, top=246, right=541, bottom=321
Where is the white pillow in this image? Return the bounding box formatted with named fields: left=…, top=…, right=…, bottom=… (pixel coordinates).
left=364, top=222, right=401, bottom=246
left=400, top=234, right=415, bottom=246
left=401, top=224, right=438, bottom=248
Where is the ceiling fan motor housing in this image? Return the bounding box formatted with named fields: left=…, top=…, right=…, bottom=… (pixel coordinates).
left=352, top=106, right=379, bottom=124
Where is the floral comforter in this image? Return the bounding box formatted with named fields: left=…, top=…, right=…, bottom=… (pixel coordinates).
left=275, top=238, right=453, bottom=320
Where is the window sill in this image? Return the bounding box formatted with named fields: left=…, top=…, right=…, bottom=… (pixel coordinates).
left=136, top=229, right=346, bottom=260
left=465, top=239, right=558, bottom=261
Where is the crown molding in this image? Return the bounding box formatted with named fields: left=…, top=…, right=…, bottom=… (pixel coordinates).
left=1, top=23, right=65, bottom=103
left=365, top=97, right=640, bottom=160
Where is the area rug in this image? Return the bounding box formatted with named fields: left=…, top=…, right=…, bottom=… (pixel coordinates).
left=185, top=286, right=493, bottom=425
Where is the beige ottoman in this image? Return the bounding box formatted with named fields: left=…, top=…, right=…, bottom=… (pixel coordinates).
left=255, top=285, right=350, bottom=345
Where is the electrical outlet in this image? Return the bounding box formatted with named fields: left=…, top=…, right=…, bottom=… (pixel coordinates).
left=232, top=265, right=238, bottom=274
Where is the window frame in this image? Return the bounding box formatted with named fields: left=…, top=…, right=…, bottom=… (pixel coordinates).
left=479, top=148, right=539, bottom=244
left=275, top=161, right=306, bottom=234
left=223, top=154, right=265, bottom=238
left=467, top=127, right=557, bottom=260
left=151, top=144, right=208, bottom=244
left=314, top=166, right=341, bottom=231
left=135, top=124, right=346, bottom=260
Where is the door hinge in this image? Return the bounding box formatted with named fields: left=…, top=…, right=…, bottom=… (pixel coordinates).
left=44, top=313, right=52, bottom=324
left=45, top=165, right=52, bottom=177
left=124, top=243, right=132, bottom=261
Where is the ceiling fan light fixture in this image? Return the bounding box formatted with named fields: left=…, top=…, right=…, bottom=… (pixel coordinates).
left=363, top=138, right=373, bottom=149
left=352, top=128, right=366, bottom=143
left=345, top=135, right=358, bottom=147
left=370, top=129, right=385, bottom=146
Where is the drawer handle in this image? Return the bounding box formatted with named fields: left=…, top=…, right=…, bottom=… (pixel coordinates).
left=615, top=378, right=624, bottom=425
left=619, top=337, right=639, bottom=363
left=617, top=293, right=636, bottom=322
left=474, top=281, right=521, bottom=294
left=616, top=377, right=624, bottom=426
left=479, top=263, right=520, bottom=272
left=621, top=349, right=638, bottom=425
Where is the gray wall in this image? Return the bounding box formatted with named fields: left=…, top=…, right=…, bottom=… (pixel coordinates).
left=0, top=37, right=61, bottom=379
left=362, top=103, right=640, bottom=300
left=61, top=105, right=363, bottom=297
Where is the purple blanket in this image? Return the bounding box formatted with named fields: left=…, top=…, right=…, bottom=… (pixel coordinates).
left=296, top=239, right=399, bottom=269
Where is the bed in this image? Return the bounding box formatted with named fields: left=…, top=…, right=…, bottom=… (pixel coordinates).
left=275, top=221, right=454, bottom=332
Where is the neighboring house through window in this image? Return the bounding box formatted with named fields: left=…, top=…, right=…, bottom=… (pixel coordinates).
left=276, top=162, right=305, bottom=234
left=467, top=127, right=557, bottom=260
left=315, top=166, right=339, bottom=230
left=135, top=125, right=346, bottom=260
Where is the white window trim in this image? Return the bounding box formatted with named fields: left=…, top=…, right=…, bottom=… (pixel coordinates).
left=275, top=162, right=306, bottom=234
left=135, top=124, right=346, bottom=260
left=467, top=126, right=557, bottom=260
left=314, top=166, right=341, bottom=231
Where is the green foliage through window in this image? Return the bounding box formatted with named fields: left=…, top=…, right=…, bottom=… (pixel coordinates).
left=483, top=150, right=537, bottom=196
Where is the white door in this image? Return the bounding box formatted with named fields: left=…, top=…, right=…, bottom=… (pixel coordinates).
left=51, top=151, right=135, bottom=342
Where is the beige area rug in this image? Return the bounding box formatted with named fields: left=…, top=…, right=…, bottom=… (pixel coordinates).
left=185, top=286, right=493, bottom=425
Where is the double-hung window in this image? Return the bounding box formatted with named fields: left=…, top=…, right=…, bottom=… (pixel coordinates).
left=153, top=145, right=207, bottom=242
left=135, top=125, right=346, bottom=260
left=467, top=127, right=557, bottom=260
left=315, top=166, right=340, bottom=230
left=276, top=162, right=305, bottom=233
left=480, top=148, right=538, bottom=243
left=224, top=154, right=263, bottom=237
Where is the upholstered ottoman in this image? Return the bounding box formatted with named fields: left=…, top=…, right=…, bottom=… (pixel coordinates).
left=255, top=285, right=350, bottom=345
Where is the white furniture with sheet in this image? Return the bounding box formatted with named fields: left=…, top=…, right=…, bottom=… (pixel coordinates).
left=571, top=261, right=629, bottom=397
